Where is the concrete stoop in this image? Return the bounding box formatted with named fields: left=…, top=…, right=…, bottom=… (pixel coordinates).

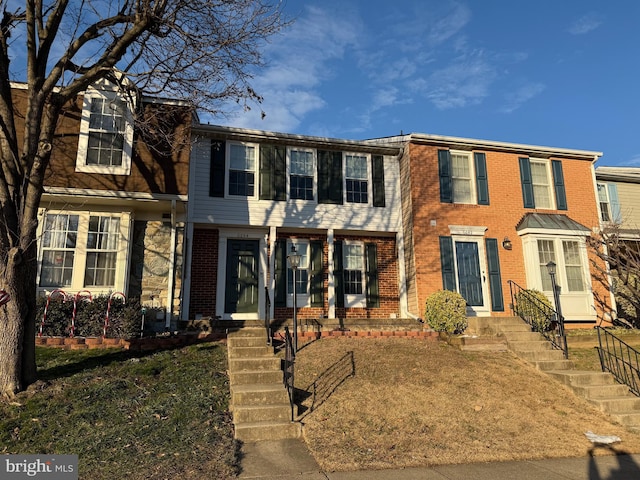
left=227, top=327, right=301, bottom=442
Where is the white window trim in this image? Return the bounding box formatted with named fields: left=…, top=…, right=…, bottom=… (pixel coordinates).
left=286, top=147, right=317, bottom=202
left=343, top=152, right=371, bottom=206
left=36, top=209, right=131, bottom=296
left=75, top=88, right=134, bottom=176
left=449, top=149, right=477, bottom=205
left=226, top=141, right=259, bottom=199
left=529, top=158, right=555, bottom=210
left=596, top=182, right=612, bottom=223
left=343, top=240, right=366, bottom=308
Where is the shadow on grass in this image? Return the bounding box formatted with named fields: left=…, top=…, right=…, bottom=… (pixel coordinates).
left=296, top=351, right=355, bottom=419
left=36, top=342, right=225, bottom=382
left=588, top=445, right=640, bottom=479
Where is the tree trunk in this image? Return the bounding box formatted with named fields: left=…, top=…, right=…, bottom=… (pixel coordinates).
left=0, top=246, right=37, bottom=397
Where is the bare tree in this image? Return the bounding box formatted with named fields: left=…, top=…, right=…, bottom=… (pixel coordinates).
left=589, top=223, right=640, bottom=328
left=0, top=0, right=286, bottom=397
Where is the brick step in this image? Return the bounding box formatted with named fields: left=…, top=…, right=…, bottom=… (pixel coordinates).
left=228, top=345, right=274, bottom=358
left=228, top=357, right=282, bottom=372
left=234, top=421, right=302, bottom=442
left=231, top=383, right=290, bottom=406
left=233, top=403, right=293, bottom=423
left=229, top=369, right=284, bottom=386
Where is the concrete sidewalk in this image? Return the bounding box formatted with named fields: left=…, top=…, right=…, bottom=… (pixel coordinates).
left=238, top=439, right=640, bottom=480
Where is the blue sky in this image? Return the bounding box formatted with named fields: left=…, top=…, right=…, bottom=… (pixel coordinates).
left=216, top=0, right=640, bottom=167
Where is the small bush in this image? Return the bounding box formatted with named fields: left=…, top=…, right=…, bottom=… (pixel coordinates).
left=424, top=290, right=468, bottom=334
left=514, top=289, right=553, bottom=332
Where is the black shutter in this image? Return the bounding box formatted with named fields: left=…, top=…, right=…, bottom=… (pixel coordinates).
left=259, top=145, right=286, bottom=201
left=485, top=238, right=504, bottom=312
left=439, top=236, right=456, bottom=291
left=551, top=160, right=567, bottom=210
left=310, top=240, right=324, bottom=307
left=209, top=140, right=225, bottom=197
left=474, top=152, right=489, bottom=205
left=438, top=150, right=453, bottom=203
left=333, top=240, right=344, bottom=308
left=372, top=155, right=386, bottom=207
left=519, top=157, right=535, bottom=208
left=365, top=243, right=380, bottom=308
left=318, top=150, right=343, bottom=204
left=274, top=240, right=286, bottom=307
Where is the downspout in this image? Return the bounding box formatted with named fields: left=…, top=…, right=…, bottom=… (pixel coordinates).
left=165, top=199, right=177, bottom=330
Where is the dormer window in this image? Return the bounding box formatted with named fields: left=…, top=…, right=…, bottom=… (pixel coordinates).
left=76, top=89, right=134, bottom=175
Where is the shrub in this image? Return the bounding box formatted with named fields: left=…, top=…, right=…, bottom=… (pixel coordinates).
left=514, top=289, right=553, bottom=332
left=424, top=290, right=468, bottom=334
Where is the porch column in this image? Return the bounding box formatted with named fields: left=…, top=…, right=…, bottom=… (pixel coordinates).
left=267, top=226, right=277, bottom=320
left=327, top=229, right=335, bottom=319
left=396, top=230, right=409, bottom=318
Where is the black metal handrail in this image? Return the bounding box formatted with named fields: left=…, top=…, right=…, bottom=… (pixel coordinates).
left=283, top=326, right=296, bottom=421
left=596, top=326, right=640, bottom=397
left=508, top=280, right=568, bottom=358
left=265, top=286, right=272, bottom=346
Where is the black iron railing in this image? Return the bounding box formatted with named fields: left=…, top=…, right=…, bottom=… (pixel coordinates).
left=596, top=326, right=640, bottom=397
left=264, top=286, right=272, bottom=346
left=283, top=326, right=296, bottom=421
left=508, top=280, right=568, bottom=358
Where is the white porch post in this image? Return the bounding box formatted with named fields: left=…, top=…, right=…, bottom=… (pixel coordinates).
left=327, top=229, right=335, bottom=319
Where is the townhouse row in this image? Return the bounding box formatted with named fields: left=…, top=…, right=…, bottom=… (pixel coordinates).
left=32, top=81, right=625, bottom=331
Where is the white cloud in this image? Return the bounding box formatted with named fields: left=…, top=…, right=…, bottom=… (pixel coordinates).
left=500, top=82, right=546, bottom=113
left=568, top=13, right=603, bottom=35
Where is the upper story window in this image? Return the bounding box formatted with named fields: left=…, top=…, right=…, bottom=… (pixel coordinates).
left=345, top=154, right=369, bottom=204
left=597, top=183, right=611, bottom=222
left=228, top=143, right=256, bottom=197
left=451, top=152, right=474, bottom=204
left=289, top=148, right=315, bottom=200
left=530, top=160, right=553, bottom=209
left=438, top=150, right=489, bottom=206
left=76, top=89, right=134, bottom=175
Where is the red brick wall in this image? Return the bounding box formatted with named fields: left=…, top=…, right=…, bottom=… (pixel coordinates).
left=189, top=228, right=219, bottom=318
left=406, top=143, right=611, bottom=322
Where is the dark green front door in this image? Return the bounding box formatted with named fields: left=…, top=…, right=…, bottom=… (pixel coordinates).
left=455, top=241, right=483, bottom=307
left=225, top=239, right=259, bottom=314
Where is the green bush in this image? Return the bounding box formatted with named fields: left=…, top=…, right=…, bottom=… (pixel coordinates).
left=424, top=290, right=468, bottom=334
left=36, top=293, right=143, bottom=339
left=514, top=289, right=553, bottom=332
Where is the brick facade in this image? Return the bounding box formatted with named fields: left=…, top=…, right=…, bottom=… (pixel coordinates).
left=188, top=228, right=219, bottom=318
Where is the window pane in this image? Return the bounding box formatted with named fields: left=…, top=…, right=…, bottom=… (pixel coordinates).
left=229, top=171, right=255, bottom=196
left=451, top=154, right=473, bottom=203
left=346, top=155, right=367, bottom=179
left=84, top=216, right=119, bottom=287
left=531, top=162, right=551, bottom=208
left=229, top=144, right=256, bottom=171
left=346, top=179, right=368, bottom=203
left=597, top=184, right=611, bottom=221
left=291, top=150, right=314, bottom=176
left=290, top=175, right=314, bottom=200
left=537, top=240, right=555, bottom=291
left=286, top=243, right=309, bottom=295
left=40, top=214, right=79, bottom=287
left=563, top=241, right=585, bottom=292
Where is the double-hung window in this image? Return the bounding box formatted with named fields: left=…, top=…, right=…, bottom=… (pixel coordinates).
left=289, top=148, right=315, bottom=200
left=345, top=154, right=368, bottom=204
left=451, top=152, right=474, bottom=204
left=343, top=243, right=364, bottom=295
left=85, top=216, right=120, bottom=287
left=597, top=183, right=611, bottom=222
left=287, top=241, right=310, bottom=301
left=229, top=143, right=256, bottom=196
left=40, top=214, right=79, bottom=287
left=536, top=238, right=586, bottom=293
left=76, top=89, right=134, bottom=175
left=530, top=160, right=553, bottom=209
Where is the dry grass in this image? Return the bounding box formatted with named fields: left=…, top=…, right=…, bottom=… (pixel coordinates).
left=294, top=337, right=640, bottom=472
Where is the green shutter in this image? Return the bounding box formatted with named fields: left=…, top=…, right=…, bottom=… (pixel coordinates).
left=608, top=183, right=622, bottom=223
left=259, top=145, right=286, bottom=201
left=551, top=160, right=567, bottom=210
left=519, top=157, right=535, bottom=208
left=310, top=240, right=324, bottom=307
left=439, top=236, right=456, bottom=291
left=438, top=150, right=453, bottom=203
left=474, top=152, right=489, bottom=205
left=209, top=140, right=225, bottom=197
left=274, top=240, right=286, bottom=307
left=365, top=243, right=380, bottom=308
left=372, top=155, right=386, bottom=207
left=318, top=150, right=343, bottom=204
left=485, top=238, right=504, bottom=312
left=333, top=240, right=344, bottom=308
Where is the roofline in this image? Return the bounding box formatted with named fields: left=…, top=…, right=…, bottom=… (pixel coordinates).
left=367, top=133, right=602, bottom=161
left=595, top=166, right=640, bottom=184
left=192, top=124, right=402, bottom=155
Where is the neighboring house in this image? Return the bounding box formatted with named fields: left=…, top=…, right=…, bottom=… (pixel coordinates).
left=368, top=133, right=612, bottom=326
left=183, top=125, right=407, bottom=323
left=21, top=79, right=192, bottom=331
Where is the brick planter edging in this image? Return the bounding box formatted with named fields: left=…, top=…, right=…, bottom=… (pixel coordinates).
left=35, top=333, right=225, bottom=351
left=290, top=330, right=439, bottom=343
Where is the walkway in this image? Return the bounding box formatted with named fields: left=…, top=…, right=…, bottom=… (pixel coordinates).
left=239, top=439, right=640, bottom=480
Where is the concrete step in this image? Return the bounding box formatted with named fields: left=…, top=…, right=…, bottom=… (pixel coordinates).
left=547, top=370, right=617, bottom=387
left=228, top=345, right=273, bottom=358
left=233, top=403, right=293, bottom=423
left=448, top=336, right=508, bottom=352
left=534, top=359, right=574, bottom=371
left=508, top=340, right=552, bottom=352
left=228, top=357, right=282, bottom=372
left=467, top=317, right=530, bottom=336
left=228, top=327, right=267, bottom=338
left=611, top=412, right=640, bottom=427
left=571, top=383, right=631, bottom=399
left=518, top=349, right=567, bottom=362
left=227, top=336, right=269, bottom=348
left=229, top=369, right=284, bottom=385
left=234, top=421, right=302, bottom=442
left=231, top=383, right=291, bottom=406
left=591, top=396, right=640, bottom=414
left=502, top=331, right=542, bottom=342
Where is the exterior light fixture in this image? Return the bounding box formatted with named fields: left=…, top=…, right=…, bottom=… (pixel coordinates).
left=287, top=245, right=302, bottom=352
left=502, top=237, right=512, bottom=250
